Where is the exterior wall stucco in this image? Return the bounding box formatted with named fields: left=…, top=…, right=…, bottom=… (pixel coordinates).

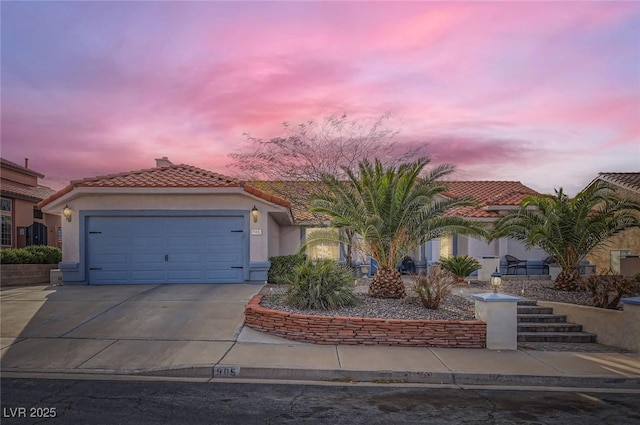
left=1, top=168, right=37, bottom=186
left=587, top=228, right=640, bottom=273
left=586, top=184, right=640, bottom=273
left=279, top=225, right=302, bottom=256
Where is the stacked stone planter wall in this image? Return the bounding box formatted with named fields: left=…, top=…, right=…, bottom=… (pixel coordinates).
left=0, top=264, right=58, bottom=286
left=245, top=294, right=486, bottom=348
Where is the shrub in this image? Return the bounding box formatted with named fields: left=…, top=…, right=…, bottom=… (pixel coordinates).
left=582, top=272, right=640, bottom=309
left=267, top=253, right=306, bottom=284
left=0, top=246, right=62, bottom=264
left=286, top=259, right=357, bottom=310
left=413, top=265, right=458, bottom=309
left=439, top=255, right=481, bottom=281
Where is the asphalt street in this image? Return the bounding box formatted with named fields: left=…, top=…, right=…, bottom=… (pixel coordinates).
left=2, top=378, right=639, bottom=425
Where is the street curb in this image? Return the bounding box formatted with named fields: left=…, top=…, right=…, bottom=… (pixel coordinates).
left=3, top=367, right=639, bottom=390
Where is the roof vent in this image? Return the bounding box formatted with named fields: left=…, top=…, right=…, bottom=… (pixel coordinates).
left=155, top=157, right=173, bottom=168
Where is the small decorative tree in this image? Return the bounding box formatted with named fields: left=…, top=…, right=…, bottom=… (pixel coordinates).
left=492, top=182, right=640, bottom=291
left=309, top=158, right=487, bottom=299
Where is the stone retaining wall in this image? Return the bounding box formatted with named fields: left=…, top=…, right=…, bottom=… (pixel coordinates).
left=0, top=264, right=58, bottom=286
left=245, top=294, right=486, bottom=348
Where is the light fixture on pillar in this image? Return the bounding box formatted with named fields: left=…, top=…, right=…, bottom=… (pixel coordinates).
left=251, top=205, right=259, bottom=223
left=490, top=268, right=502, bottom=293
left=62, top=205, right=72, bottom=222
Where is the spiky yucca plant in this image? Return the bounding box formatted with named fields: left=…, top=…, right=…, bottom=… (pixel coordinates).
left=285, top=259, right=357, bottom=310
left=413, top=266, right=458, bottom=309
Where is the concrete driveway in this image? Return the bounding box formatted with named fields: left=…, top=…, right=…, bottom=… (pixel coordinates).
left=0, top=283, right=263, bottom=373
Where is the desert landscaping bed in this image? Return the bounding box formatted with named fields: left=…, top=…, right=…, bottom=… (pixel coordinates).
left=249, top=277, right=638, bottom=348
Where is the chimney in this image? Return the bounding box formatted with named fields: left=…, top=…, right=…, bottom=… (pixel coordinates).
left=24, top=158, right=29, bottom=168
left=155, top=156, right=173, bottom=168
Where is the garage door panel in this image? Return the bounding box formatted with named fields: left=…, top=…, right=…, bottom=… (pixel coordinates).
left=94, top=253, right=130, bottom=264
left=87, top=215, right=246, bottom=284
left=130, top=253, right=166, bottom=264
left=132, top=236, right=165, bottom=249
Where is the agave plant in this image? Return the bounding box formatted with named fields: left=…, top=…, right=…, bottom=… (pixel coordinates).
left=439, top=255, right=481, bottom=282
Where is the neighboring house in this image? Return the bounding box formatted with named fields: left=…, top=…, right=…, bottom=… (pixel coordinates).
left=38, top=158, right=549, bottom=285
left=0, top=157, right=60, bottom=248
left=584, top=172, right=640, bottom=274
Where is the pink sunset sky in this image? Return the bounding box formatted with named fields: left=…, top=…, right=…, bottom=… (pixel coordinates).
left=2, top=1, right=639, bottom=195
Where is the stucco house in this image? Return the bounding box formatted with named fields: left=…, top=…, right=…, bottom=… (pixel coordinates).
left=254, top=179, right=549, bottom=276
left=38, top=158, right=550, bottom=285
left=1, top=157, right=60, bottom=248
left=584, top=172, right=640, bottom=275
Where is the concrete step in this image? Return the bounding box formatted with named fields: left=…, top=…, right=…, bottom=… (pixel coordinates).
left=517, top=314, right=568, bottom=323
left=518, top=332, right=597, bottom=343
left=517, top=305, right=554, bottom=315
left=517, top=323, right=583, bottom=333
left=516, top=300, right=538, bottom=306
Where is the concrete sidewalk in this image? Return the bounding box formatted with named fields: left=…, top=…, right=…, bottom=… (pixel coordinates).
left=1, top=284, right=639, bottom=390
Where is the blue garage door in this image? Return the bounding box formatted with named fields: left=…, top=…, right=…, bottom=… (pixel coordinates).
left=87, top=215, right=246, bottom=284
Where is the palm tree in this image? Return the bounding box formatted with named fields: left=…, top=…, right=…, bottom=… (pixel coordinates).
left=309, top=158, right=487, bottom=299
left=491, top=182, right=640, bottom=291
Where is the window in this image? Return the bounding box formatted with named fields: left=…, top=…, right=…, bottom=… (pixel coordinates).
left=305, top=227, right=340, bottom=260
left=439, top=234, right=453, bottom=259
left=1, top=198, right=12, bottom=246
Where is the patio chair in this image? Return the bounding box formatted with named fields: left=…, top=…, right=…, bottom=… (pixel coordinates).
left=505, top=255, right=527, bottom=275
left=541, top=256, right=556, bottom=275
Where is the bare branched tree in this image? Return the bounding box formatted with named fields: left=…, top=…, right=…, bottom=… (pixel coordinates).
left=227, top=113, right=430, bottom=267
left=228, top=113, right=427, bottom=182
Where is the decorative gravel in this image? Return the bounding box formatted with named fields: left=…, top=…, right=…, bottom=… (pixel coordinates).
left=260, top=280, right=476, bottom=321
left=260, top=276, right=640, bottom=320
left=472, top=280, right=594, bottom=306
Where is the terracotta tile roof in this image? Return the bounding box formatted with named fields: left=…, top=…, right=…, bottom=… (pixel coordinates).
left=442, top=181, right=538, bottom=204
left=596, top=172, right=640, bottom=193
left=0, top=157, right=45, bottom=178
left=250, top=181, right=327, bottom=223
left=442, top=181, right=539, bottom=219
left=254, top=180, right=540, bottom=222
left=38, top=164, right=291, bottom=209
left=71, top=164, right=241, bottom=188
left=0, top=178, right=56, bottom=202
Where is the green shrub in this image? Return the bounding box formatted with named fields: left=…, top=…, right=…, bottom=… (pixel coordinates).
left=583, top=272, right=640, bottom=309
left=268, top=253, right=306, bottom=284
left=413, top=265, right=458, bottom=309
left=0, top=246, right=62, bottom=264
left=286, top=259, right=357, bottom=310
left=439, top=255, right=481, bottom=281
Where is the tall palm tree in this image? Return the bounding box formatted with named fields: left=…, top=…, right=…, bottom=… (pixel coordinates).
left=491, top=182, right=640, bottom=291
left=309, top=158, right=487, bottom=299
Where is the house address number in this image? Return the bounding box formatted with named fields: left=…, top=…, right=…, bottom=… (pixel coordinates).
left=213, top=366, right=240, bottom=378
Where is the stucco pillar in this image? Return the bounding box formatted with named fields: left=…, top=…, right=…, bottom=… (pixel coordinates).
left=472, top=292, right=520, bottom=350
left=478, top=257, right=500, bottom=281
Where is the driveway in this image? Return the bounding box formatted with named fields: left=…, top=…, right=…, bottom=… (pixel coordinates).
left=0, top=283, right=263, bottom=373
